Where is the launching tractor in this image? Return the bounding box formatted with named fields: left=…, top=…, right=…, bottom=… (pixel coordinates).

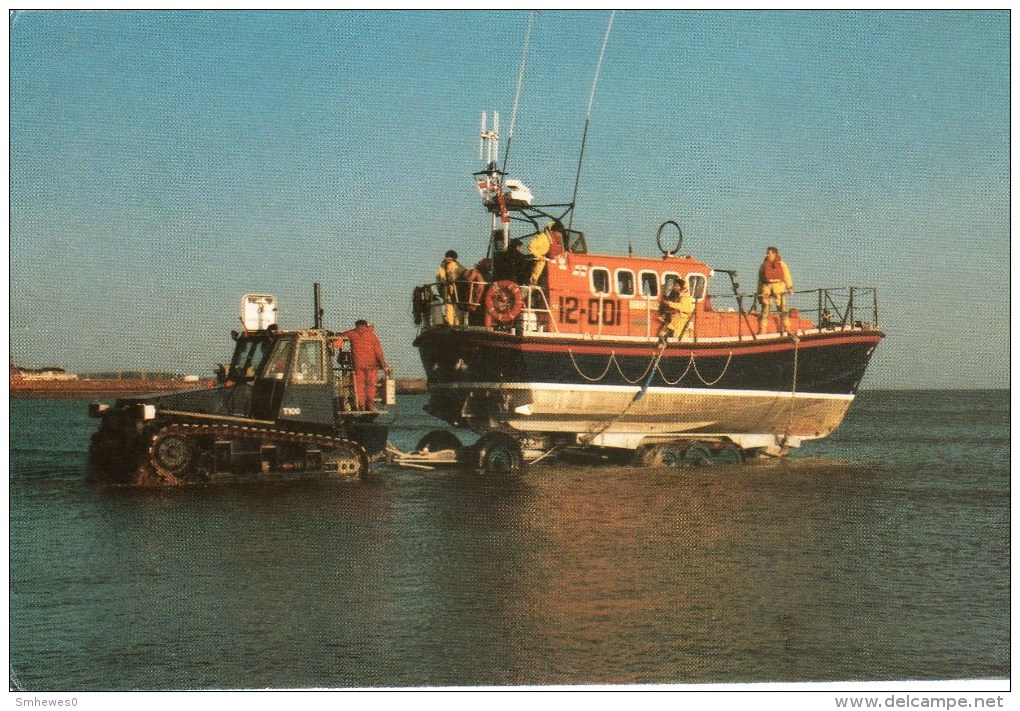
left=87, top=285, right=392, bottom=486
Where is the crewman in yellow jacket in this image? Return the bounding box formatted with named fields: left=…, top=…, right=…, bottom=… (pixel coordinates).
left=436, top=250, right=464, bottom=326
left=657, top=277, right=695, bottom=345
left=528, top=221, right=562, bottom=285
left=757, top=246, right=794, bottom=337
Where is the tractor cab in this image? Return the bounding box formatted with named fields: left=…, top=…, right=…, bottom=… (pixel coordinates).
left=217, top=294, right=354, bottom=428
left=249, top=329, right=336, bottom=426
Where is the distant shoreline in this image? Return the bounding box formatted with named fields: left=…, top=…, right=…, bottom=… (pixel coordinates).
left=10, top=377, right=429, bottom=399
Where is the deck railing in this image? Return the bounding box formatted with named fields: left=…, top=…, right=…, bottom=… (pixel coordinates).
left=417, top=282, right=879, bottom=340
left=686, top=286, right=879, bottom=341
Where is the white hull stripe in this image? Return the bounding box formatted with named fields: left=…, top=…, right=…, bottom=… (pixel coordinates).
left=428, top=381, right=856, bottom=402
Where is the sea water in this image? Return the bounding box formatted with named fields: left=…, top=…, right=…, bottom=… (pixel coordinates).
left=9, top=390, right=1009, bottom=689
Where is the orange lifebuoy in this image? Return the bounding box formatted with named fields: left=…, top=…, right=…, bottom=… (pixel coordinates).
left=484, top=280, right=524, bottom=324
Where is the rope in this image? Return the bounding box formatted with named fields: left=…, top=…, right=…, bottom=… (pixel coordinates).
left=528, top=446, right=560, bottom=465
left=579, top=343, right=661, bottom=445
left=586, top=11, right=615, bottom=119
left=613, top=352, right=657, bottom=384
left=656, top=352, right=695, bottom=385
left=782, top=338, right=800, bottom=444
left=567, top=349, right=614, bottom=382
left=691, top=351, right=733, bottom=386
left=636, top=347, right=666, bottom=400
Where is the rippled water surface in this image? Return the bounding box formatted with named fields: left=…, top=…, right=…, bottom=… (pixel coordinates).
left=9, top=391, right=1009, bottom=689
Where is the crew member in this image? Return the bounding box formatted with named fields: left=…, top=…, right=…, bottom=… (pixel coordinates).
left=436, top=250, right=464, bottom=326
left=657, top=277, right=695, bottom=345
left=529, top=221, right=563, bottom=285
left=335, top=320, right=391, bottom=411
left=507, top=238, right=529, bottom=283
left=757, top=246, right=795, bottom=337
left=458, top=258, right=492, bottom=312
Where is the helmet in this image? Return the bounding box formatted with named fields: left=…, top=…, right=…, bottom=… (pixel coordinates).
left=445, top=250, right=458, bottom=260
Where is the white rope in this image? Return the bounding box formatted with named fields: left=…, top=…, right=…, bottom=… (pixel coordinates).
left=613, top=352, right=657, bottom=384
left=567, top=349, right=614, bottom=382
left=691, top=351, right=733, bottom=386
left=586, top=11, right=615, bottom=118
left=656, top=352, right=695, bottom=385
left=528, top=446, right=559, bottom=465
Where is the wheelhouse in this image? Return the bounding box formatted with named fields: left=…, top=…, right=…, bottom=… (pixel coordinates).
left=412, top=122, right=879, bottom=346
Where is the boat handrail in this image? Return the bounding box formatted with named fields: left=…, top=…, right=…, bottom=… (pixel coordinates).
left=701, top=285, right=880, bottom=335
left=519, top=285, right=559, bottom=334
left=416, top=280, right=879, bottom=338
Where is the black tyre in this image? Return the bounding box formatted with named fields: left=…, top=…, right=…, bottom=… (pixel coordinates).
left=632, top=444, right=659, bottom=467
left=714, top=444, right=744, bottom=465
left=658, top=444, right=685, bottom=467
left=474, top=433, right=524, bottom=472
left=683, top=442, right=714, bottom=466
left=415, top=429, right=463, bottom=454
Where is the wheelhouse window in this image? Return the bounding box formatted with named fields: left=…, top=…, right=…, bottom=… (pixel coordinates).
left=590, top=267, right=611, bottom=295
left=639, top=271, right=659, bottom=298
left=687, top=273, right=707, bottom=300
left=294, top=340, right=326, bottom=383
left=616, top=269, right=635, bottom=298
left=662, top=272, right=681, bottom=292
left=566, top=230, right=588, bottom=254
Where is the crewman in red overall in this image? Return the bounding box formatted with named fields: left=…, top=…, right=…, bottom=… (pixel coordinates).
left=335, top=320, right=391, bottom=411
left=757, top=246, right=795, bottom=338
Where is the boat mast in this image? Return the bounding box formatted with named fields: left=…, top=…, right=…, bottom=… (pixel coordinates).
left=480, top=111, right=508, bottom=257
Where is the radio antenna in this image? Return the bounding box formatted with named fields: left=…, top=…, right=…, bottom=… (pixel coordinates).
left=568, top=10, right=615, bottom=233
left=480, top=111, right=500, bottom=164
left=502, top=10, right=535, bottom=174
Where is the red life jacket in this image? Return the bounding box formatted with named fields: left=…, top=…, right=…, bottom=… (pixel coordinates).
left=763, top=258, right=786, bottom=282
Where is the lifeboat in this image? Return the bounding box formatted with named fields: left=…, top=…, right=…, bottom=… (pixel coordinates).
left=410, top=120, right=884, bottom=468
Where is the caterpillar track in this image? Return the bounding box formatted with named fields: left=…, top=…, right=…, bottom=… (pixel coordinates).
left=89, top=419, right=370, bottom=487
left=145, top=422, right=368, bottom=485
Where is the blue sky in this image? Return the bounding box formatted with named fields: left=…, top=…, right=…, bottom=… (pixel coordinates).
left=9, top=10, right=1009, bottom=388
